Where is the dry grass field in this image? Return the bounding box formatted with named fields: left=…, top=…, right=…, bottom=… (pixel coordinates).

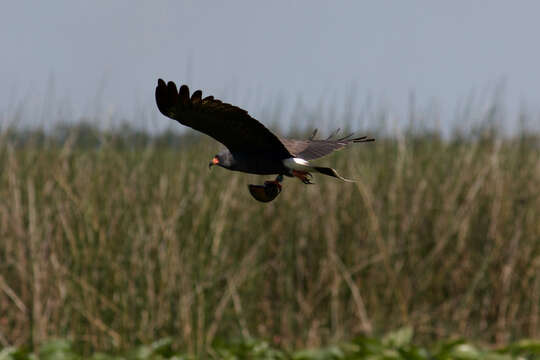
left=0, top=119, right=539, bottom=357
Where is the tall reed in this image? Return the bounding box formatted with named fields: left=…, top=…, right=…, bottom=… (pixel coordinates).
left=0, top=126, right=539, bottom=353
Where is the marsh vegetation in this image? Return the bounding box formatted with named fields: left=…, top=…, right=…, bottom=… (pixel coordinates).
left=0, top=105, right=539, bottom=357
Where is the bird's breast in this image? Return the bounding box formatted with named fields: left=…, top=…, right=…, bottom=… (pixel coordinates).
left=232, top=152, right=288, bottom=175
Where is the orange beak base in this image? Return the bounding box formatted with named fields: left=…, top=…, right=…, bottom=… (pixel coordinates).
left=209, top=156, right=219, bottom=168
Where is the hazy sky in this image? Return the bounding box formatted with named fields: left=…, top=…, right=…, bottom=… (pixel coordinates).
left=2, top=1, right=540, bottom=132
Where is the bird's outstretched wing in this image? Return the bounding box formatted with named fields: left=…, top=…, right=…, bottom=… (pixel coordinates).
left=279, top=129, right=374, bottom=160
left=155, top=79, right=292, bottom=158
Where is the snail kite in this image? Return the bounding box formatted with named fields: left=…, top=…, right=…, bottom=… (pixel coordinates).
left=155, top=79, right=374, bottom=202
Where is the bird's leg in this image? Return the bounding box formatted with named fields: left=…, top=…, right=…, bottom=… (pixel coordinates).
left=264, top=174, right=284, bottom=189
left=292, top=170, right=314, bottom=184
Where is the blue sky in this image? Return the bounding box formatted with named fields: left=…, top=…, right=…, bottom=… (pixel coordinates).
left=1, top=1, right=539, bottom=133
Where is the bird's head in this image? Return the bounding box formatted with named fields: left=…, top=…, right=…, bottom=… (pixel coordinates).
left=209, top=150, right=235, bottom=170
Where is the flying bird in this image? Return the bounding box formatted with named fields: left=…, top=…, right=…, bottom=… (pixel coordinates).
left=155, top=79, right=374, bottom=202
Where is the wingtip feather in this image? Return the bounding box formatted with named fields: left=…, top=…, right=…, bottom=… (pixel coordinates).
left=191, top=90, right=202, bottom=104
left=179, top=84, right=190, bottom=104
left=353, top=137, right=375, bottom=143
left=326, top=128, right=341, bottom=140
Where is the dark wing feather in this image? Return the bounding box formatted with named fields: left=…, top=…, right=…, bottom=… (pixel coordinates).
left=280, top=131, right=374, bottom=160
left=155, top=79, right=292, bottom=158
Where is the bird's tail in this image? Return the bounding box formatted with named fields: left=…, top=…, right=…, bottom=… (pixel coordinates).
left=312, top=166, right=355, bottom=182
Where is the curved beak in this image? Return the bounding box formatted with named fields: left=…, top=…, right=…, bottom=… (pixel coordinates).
left=209, top=156, right=219, bottom=169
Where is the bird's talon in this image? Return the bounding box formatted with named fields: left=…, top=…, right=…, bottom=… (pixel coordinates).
left=292, top=170, right=313, bottom=184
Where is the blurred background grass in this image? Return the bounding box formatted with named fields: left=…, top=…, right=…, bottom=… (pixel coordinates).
left=0, top=102, right=539, bottom=357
